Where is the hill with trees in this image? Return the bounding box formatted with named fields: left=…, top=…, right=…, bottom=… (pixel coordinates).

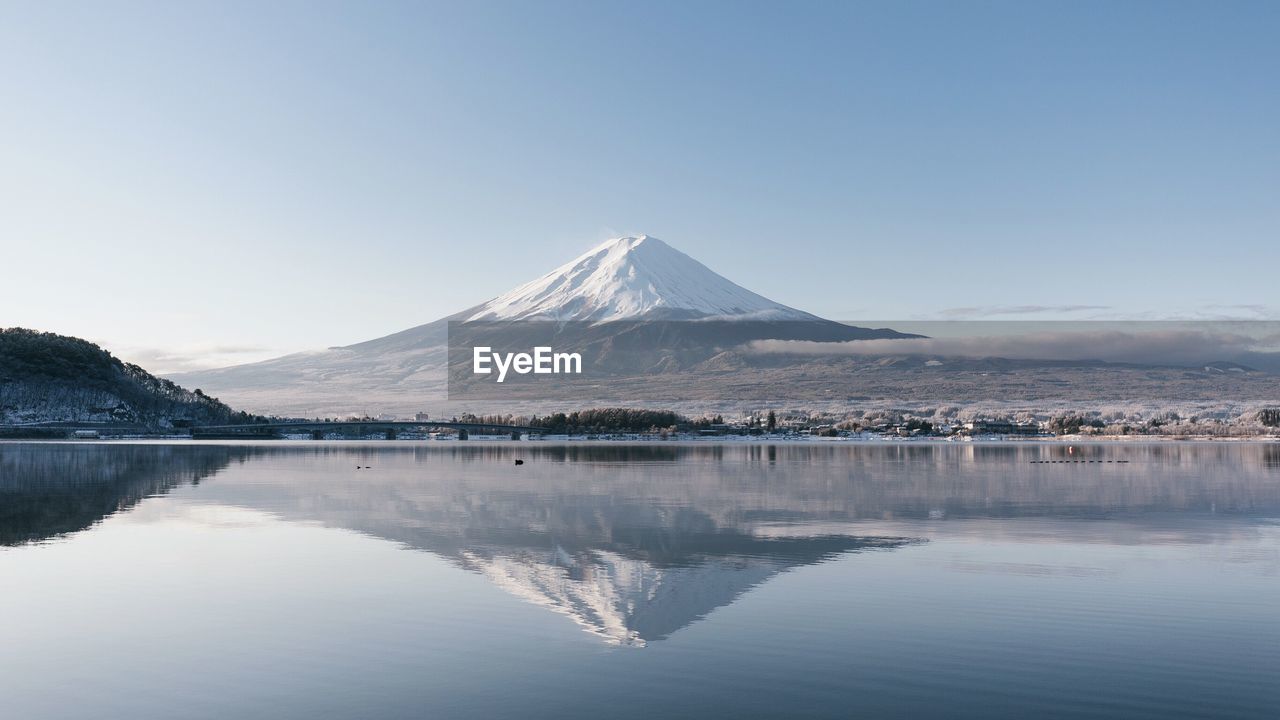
left=0, top=328, right=264, bottom=429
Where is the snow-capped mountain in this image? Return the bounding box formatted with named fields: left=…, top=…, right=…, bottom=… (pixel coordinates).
left=466, top=235, right=818, bottom=322
left=166, top=234, right=911, bottom=415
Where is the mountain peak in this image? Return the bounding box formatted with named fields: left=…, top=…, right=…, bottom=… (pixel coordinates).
left=466, top=235, right=817, bottom=322
left=604, top=233, right=657, bottom=249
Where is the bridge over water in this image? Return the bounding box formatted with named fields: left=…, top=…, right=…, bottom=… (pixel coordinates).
left=0, top=420, right=544, bottom=439
left=190, top=420, right=544, bottom=439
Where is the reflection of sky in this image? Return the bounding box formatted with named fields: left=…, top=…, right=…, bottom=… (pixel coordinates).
left=3, top=493, right=1277, bottom=719
left=2, top=444, right=1280, bottom=718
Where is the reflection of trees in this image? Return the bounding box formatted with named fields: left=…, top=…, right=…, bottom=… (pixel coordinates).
left=0, top=444, right=252, bottom=545
left=391, top=443, right=1280, bottom=520
left=1263, top=445, right=1280, bottom=470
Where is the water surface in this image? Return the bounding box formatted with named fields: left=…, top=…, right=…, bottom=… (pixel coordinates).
left=1, top=441, right=1277, bottom=719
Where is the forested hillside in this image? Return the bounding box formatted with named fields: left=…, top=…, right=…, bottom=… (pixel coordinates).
left=0, top=328, right=262, bottom=428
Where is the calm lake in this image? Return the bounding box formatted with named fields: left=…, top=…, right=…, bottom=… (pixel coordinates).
left=1, top=441, right=1278, bottom=719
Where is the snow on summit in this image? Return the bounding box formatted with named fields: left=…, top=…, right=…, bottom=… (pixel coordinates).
left=466, top=235, right=817, bottom=322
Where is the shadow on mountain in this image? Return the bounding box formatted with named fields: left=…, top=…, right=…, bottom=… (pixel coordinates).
left=0, top=444, right=253, bottom=545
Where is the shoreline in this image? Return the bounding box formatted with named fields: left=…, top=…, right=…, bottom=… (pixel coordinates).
left=3, top=435, right=1278, bottom=445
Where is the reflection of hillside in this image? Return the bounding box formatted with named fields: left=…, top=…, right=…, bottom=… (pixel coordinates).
left=0, top=444, right=250, bottom=545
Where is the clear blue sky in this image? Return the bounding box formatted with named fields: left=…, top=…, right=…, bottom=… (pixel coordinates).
left=2, top=1, right=1276, bottom=372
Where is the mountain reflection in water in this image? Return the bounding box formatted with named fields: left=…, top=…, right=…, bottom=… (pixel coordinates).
left=2, top=442, right=1278, bottom=646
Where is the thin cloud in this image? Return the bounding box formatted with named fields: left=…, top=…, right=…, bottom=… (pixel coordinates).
left=932, top=304, right=1278, bottom=321
left=1199, top=304, right=1278, bottom=319
left=935, top=305, right=1113, bottom=319
left=745, top=329, right=1280, bottom=367
left=105, top=343, right=278, bottom=374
